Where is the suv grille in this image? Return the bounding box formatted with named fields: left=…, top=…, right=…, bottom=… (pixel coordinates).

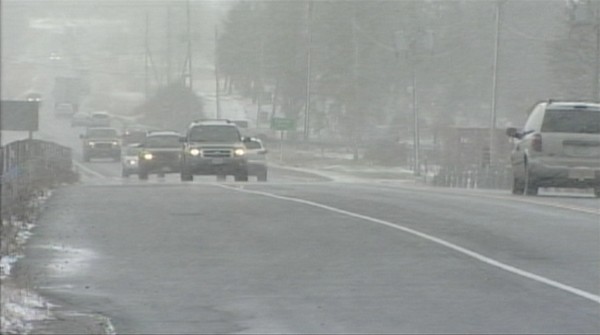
left=202, top=149, right=232, bottom=158
left=95, top=143, right=114, bottom=149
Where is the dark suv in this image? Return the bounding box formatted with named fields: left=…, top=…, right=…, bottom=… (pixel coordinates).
left=137, top=131, right=182, bottom=180
left=80, top=127, right=121, bottom=162
left=180, top=120, right=249, bottom=181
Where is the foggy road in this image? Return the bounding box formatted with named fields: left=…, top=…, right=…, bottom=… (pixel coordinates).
left=4, top=2, right=600, bottom=332
left=9, top=104, right=599, bottom=334
left=18, top=154, right=600, bottom=333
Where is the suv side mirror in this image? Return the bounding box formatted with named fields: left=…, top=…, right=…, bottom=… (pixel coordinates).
left=242, top=137, right=252, bottom=143
left=179, top=136, right=187, bottom=143
left=506, top=127, right=519, bottom=138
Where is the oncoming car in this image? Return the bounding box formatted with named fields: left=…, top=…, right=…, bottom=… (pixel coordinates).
left=80, top=127, right=121, bottom=162
left=89, top=111, right=111, bottom=127
left=122, top=127, right=148, bottom=146
left=137, top=131, right=183, bottom=180
left=71, top=111, right=92, bottom=127
left=121, top=144, right=142, bottom=177
left=180, top=120, right=249, bottom=182
left=506, top=100, right=600, bottom=196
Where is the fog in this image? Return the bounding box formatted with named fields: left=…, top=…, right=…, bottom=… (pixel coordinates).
left=3, top=1, right=589, bottom=131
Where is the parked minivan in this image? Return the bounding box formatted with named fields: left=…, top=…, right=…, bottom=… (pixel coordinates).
left=506, top=100, right=600, bottom=196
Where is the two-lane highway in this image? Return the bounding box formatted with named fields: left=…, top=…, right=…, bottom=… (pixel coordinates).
left=9, top=97, right=599, bottom=334
left=19, top=168, right=600, bottom=333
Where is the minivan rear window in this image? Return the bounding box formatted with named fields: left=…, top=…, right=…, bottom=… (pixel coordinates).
left=541, top=110, right=600, bottom=134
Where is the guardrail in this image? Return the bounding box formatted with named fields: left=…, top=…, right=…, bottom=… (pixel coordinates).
left=432, top=166, right=512, bottom=190
left=1, top=139, right=78, bottom=220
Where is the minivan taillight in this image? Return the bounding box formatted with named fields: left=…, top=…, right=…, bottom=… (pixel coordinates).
left=532, top=133, right=542, bottom=152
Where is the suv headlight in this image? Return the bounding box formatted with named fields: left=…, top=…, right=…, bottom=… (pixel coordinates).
left=234, top=148, right=245, bottom=156
left=143, top=153, right=153, bottom=160
left=112, top=141, right=119, bottom=146
left=189, top=148, right=201, bottom=156
left=87, top=141, right=95, bottom=147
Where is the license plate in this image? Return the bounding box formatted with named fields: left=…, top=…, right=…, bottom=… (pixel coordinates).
left=568, top=168, right=595, bottom=180
left=564, top=145, right=600, bottom=158
left=212, top=158, right=224, bottom=164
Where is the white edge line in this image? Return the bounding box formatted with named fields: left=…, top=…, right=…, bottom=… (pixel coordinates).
left=273, top=164, right=599, bottom=215
left=218, top=184, right=600, bottom=304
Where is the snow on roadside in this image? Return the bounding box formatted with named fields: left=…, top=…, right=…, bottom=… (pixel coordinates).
left=1, top=191, right=54, bottom=334
left=1, top=281, right=54, bottom=334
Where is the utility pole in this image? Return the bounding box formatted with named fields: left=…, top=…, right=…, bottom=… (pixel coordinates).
left=595, top=0, right=600, bottom=101
left=303, top=1, right=313, bottom=141
left=166, top=4, right=172, bottom=86
left=256, top=37, right=265, bottom=128
left=489, top=0, right=503, bottom=167
left=144, top=11, right=149, bottom=99
left=215, top=25, right=222, bottom=119
left=185, top=0, right=193, bottom=91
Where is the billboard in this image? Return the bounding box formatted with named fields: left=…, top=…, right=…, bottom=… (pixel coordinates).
left=0, top=100, right=39, bottom=131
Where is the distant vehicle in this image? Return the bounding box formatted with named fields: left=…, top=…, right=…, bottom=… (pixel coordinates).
left=121, top=144, right=142, bottom=177
left=54, top=103, right=75, bottom=118
left=244, top=137, right=268, bottom=182
left=506, top=100, right=600, bottom=196
left=80, top=127, right=121, bottom=162
left=122, top=127, right=148, bottom=146
left=71, top=111, right=92, bottom=127
left=49, top=52, right=62, bottom=61
left=53, top=76, right=84, bottom=113
left=88, top=111, right=111, bottom=127
left=25, top=92, right=42, bottom=102
left=137, top=131, right=182, bottom=180
left=180, top=119, right=249, bottom=182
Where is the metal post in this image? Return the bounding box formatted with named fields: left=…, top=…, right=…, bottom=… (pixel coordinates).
left=279, top=131, right=284, bottom=162
left=411, top=44, right=420, bottom=177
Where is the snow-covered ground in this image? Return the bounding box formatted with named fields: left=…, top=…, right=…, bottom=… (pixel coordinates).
left=0, top=194, right=54, bottom=334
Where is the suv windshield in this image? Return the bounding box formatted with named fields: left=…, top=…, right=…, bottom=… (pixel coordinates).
left=87, top=129, right=118, bottom=138
left=144, top=135, right=181, bottom=148
left=188, top=125, right=240, bottom=142
left=542, top=110, right=600, bottom=134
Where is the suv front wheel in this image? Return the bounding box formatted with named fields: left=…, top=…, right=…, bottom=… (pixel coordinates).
left=524, top=165, right=538, bottom=196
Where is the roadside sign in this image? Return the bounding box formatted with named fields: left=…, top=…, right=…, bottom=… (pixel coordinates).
left=0, top=100, right=39, bottom=131
left=270, top=117, right=295, bottom=131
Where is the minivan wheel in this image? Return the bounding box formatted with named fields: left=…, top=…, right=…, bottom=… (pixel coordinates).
left=216, top=174, right=226, bottom=182
left=138, top=171, right=149, bottom=180
left=524, top=166, right=538, bottom=196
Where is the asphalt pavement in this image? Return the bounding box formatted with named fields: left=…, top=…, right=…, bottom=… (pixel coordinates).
left=16, top=156, right=600, bottom=333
